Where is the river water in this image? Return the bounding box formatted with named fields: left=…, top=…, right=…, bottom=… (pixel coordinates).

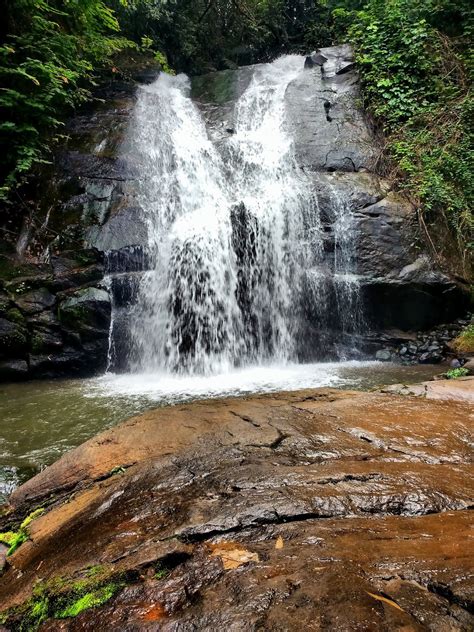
left=0, top=362, right=442, bottom=500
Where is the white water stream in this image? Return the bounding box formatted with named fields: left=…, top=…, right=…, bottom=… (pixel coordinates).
left=108, top=56, right=362, bottom=376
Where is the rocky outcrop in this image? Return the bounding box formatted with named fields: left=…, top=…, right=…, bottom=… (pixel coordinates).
left=287, top=44, right=375, bottom=172
left=286, top=50, right=469, bottom=332
left=0, top=250, right=111, bottom=380
left=310, top=171, right=469, bottom=330
left=0, top=388, right=472, bottom=628
left=0, top=46, right=470, bottom=380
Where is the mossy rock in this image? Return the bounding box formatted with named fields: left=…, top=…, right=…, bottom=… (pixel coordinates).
left=58, top=287, right=110, bottom=332
left=6, top=308, right=25, bottom=325
left=6, top=275, right=53, bottom=296
left=192, top=68, right=237, bottom=104
left=0, top=563, right=124, bottom=630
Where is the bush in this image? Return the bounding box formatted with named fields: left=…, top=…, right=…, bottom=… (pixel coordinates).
left=0, top=0, right=134, bottom=201
left=445, top=367, right=469, bottom=379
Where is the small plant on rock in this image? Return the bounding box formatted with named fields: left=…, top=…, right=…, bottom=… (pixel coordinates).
left=445, top=367, right=469, bottom=379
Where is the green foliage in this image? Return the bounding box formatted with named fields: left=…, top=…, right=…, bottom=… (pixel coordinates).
left=445, top=367, right=469, bottom=379
left=0, top=507, right=45, bottom=555
left=111, top=0, right=338, bottom=75
left=339, top=0, right=473, bottom=263
left=154, top=564, right=170, bottom=580
left=452, top=323, right=474, bottom=353
left=0, top=0, right=135, bottom=200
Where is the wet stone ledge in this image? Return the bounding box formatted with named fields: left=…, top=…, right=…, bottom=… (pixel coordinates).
left=0, top=388, right=472, bottom=629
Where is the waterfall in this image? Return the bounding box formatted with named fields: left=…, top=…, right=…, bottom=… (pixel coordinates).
left=107, top=56, right=363, bottom=375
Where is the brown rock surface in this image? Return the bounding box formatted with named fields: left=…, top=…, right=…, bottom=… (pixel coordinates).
left=0, top=388, right=473, bottom=630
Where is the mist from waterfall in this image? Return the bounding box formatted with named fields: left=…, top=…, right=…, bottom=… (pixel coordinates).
left=108, top=56, right=363, bottom=375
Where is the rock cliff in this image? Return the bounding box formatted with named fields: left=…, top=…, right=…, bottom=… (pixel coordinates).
left=0, top=46, right=469, bottom=379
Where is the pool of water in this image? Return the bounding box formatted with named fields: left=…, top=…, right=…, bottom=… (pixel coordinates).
left=0, top=361, right=442, bottom=500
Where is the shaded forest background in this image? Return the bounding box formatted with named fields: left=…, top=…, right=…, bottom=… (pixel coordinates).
left=0, top=0, right=472, bottom=269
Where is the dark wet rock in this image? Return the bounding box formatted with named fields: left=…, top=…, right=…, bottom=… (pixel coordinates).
left=30, top=325, right=63, bottom=353
left=364, top=313, right=473, bottom=364
left=0, top=318, right=28, bottom=358
left=419, top=351, right=443, bottom=364
left=87, top=203, right=148, bottom=252
left=105, top=245, right=151, bottom=274
left=13, top=287, right=55, bottom=315
left=0, top=359, right=29, bottom=380
left=109, top=272, right=142, bottom=307
left=304, top=50, right=328, bottom=67
left=58, top=287, right=111, bottom=339
left=0, top=249, right=111, bottom=380
left=29, top=345, right=106, bottom=378
left=0, top=388, right=472, bottom=629
left=310, top=172, right=468, bottom=332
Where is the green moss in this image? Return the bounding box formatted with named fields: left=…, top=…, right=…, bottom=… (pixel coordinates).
left=6, top=308, right=24, bottom=325
left=29, top=595, right=49, bottom=627
left=85, top=564, right=106, bottom=577
left=55, top=583, right=119, bottom=618
left=446, top=367, right=469, bottom=379
left=31, top=333, right=45, bottom=353
left=154, top=566, right=169, bottom=580
left=1, top=564, right=124, bottom=630
left=58, top=303, right=87, bottom=326
left=0, top=257, right=34, bottom=283
left=0, top=508, right=45, bottom=555
left=20, top=508, right=45, bottom=529
left=3, top=531, right=27, bottom=556
left=108, top=465, right=126, bottom=476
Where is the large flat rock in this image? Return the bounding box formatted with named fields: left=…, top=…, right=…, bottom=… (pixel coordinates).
left=0, top=388, right=472, bottom=629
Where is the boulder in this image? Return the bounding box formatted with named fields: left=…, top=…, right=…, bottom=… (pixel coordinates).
left=304, top=51, right=328, bottom=68
left=12, top=287, right=55, bottom=315
left=0, top=318, right=28, bottom=359
left=0, top=359, right=28, bottom=381
left=58, top=287, right=111, bottom=338
left=463, top=357, right=474, bottom=373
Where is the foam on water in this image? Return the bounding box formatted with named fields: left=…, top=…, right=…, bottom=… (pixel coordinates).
left=93, top=361, right=379, bottom=403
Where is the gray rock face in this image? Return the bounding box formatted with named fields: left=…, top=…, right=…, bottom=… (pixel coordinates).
left=286, top=46, right=375, bottom=172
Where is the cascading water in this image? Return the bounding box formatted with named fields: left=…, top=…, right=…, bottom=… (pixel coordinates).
left=107, top=55, right=363, bottom=375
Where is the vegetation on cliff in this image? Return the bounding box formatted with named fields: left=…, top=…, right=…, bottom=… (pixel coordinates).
left=0, top=0, right=472, bottom=269
left=0, top=0, right=135, bottom=202
left=338, top=0, right=473, bottom=271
